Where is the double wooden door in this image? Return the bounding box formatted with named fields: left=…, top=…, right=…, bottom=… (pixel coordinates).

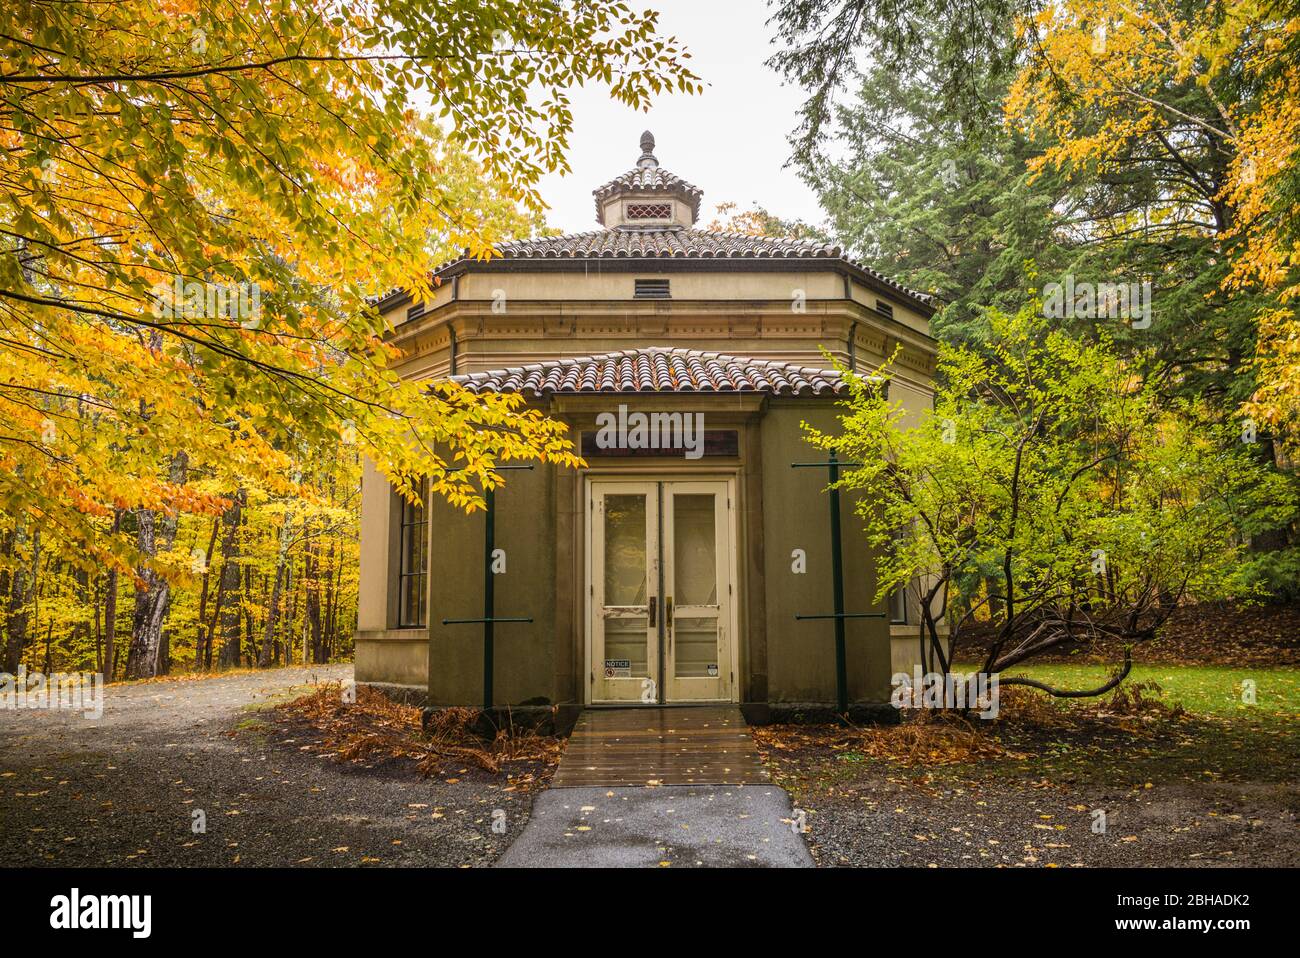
left=588, top=479, right=736, bottom=704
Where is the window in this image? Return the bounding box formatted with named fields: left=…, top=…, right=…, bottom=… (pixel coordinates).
left=889, top=585, right=908, bottom=625
left=625, top=202, right=672, bottom=221
left=406, top=303, right=425, bottom=323
left=875, top=299, right=894, bottom=320
left=397, top=477, right=428, bottom=628
left=634, top=278, right=671, bottom=299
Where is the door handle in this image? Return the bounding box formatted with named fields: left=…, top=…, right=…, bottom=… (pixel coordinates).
left=649, top=596, right=657, bottom=628
left=666, top=596, right=674, bottom=652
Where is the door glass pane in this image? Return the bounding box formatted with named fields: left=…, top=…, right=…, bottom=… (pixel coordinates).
left=604, top=616, right=650, bottom=678
left=673, top=494, right=717, bottom=606
left=674, top=617, right=718, bottom=678
left=604, top=494, right=647, bottom=606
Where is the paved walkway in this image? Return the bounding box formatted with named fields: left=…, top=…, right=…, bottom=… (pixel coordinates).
left=498, top=706, right=812, bottom=867
left=552, top=706, right=770, bottom=787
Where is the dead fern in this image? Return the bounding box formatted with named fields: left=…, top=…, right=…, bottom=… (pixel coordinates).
left=274, top=683, right=563, bottom=786
left=994, top=686, right=1081, bottom=729
left=754, top=711, right=1022, bottom=767
left=994, top=679, right=1187, bottom=736
left=1096, top=679, right=1186, bottom=720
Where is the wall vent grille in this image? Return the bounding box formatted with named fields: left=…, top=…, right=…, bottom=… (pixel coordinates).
left=626, top=202, right=673, bottom=220
left=634, top=278, right=672, bottom=300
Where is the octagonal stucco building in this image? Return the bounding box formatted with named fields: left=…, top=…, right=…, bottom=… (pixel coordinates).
left=355, top=132, right=939, bottom=720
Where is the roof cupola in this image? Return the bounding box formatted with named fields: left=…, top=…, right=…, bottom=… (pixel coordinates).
left=593, top=131, right=703, bottom=230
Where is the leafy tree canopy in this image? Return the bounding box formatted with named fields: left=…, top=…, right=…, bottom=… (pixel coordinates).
left=770, top=0, right=1299, bottom=431
left=808, top=302, right=1297, bottom=687
left=0, top=0, right=701, bottom=576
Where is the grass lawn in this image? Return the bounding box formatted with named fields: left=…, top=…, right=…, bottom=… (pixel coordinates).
left=961, top=662, right=1300, bottom=720
left=757, top=662, right=1299, bottom=866
left=940, top=662, right=1300, bottom=787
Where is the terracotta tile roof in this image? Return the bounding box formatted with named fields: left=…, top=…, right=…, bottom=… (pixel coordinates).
left=451, top=347, right=854, bottom=397
left=593, top=166, right=703, bottom=221
left=421, top=228, right=933, bottom=309
left=493, top=228, right=835, bottom=261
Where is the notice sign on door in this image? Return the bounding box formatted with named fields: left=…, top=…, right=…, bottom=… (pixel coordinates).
left=707, top=664, right=719, bottom=677
left=604, top=659, right=632, bottom=678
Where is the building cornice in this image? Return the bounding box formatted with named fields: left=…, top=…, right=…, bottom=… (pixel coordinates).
left=374, top=256, right=938, bottom=320
left=388, top=296, right=937, bottom=355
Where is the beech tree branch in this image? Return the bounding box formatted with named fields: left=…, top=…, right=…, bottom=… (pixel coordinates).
left=997, top=648, right=1134, bottom=698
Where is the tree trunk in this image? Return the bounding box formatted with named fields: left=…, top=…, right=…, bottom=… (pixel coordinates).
left=73, top=566, right=93, bottom=673
left=207, top=497, right=241, bottom=670
left=305, top=538, right=325, bottom=664
left=159, top=627, right=171, bottom=675
left=332, top=555, right=345, bottom=658
left=124, top=452, right=188, bottom=675
left=125, top=505, right=168, bottom=679
left=983, top=575, right=1002, bottom=621
left=322, top=540, right=339, bottom=660
left=242, top=563, right=254, bottom=666
left=258, top=564, right=287, bottom=667
left=194, top=516, right=220, bottom=671
left=215, top=491, right=246, bottom=670
left=286, top=563, right=300, bottom=666
left=1, top=523, right=32, bottom=674
left=102, top=511, right=121, bottom=682
left=125, top=453, right=188, bottom=679
left=0, top=530, right=11, bottom=671
left=93, top=572, right=103, bottom=674
left=258, top=513, right=294, bottom=667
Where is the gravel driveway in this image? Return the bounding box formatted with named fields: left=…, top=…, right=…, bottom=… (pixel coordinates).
left=0, top=666, right=533, bottom=867
left=789, top=771, right=1298, bottom=867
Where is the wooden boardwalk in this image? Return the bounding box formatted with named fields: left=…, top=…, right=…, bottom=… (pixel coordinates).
left=551, top=706, right=770, bottom=787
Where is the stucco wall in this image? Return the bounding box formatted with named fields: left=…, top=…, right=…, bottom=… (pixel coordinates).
left=759, top=400, right=893, bottom=704
left=387, top=268, right=932, bottom=338
left=356, top=633, right=428, bottom=687
left=354, top=458, right=428, bottom=688
left=356, top=457, right=392, bottom=632
left=425, top=463, right=559, bottom=707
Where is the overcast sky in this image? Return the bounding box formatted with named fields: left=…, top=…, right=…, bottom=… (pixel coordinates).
left=534, top=0, right=824, bottom=234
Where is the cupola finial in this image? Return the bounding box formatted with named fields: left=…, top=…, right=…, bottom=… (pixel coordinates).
left=637, top=130, right=658, bottom=169
left=592, top=129, right=701, bottom=227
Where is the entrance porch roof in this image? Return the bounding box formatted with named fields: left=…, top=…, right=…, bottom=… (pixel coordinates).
left=450, top=346, right=871, bottom=397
